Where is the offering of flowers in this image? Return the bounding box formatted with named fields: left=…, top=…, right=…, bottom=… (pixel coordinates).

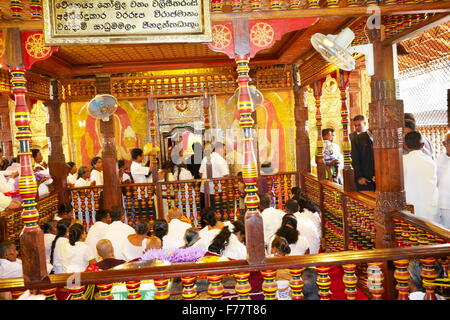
left=35, top=171, right=50, bottom=182
left=140, top=247, right=206, bottom=264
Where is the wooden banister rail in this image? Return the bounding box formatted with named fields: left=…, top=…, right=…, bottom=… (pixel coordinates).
left=1, top=243, right=449, bottom=293
left=393, top=211, right=450, bottom=243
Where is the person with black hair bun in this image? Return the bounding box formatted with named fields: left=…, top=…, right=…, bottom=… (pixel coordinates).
left=270, top=236, right=292, bottom=300
left=207, top=220, right=247, bottom=260
left=183, top=228, right=200, bottom=248
left=267, top=214, right=310, bottom=256
left=194, top=207, right=232, bottom=251
left=50, top=218, right=72, bottom=274
left=85, top=209, right=112, bottom=257
left=122, top=219, right=151, bottom=261
left=61, top=223, right=96, bottom=273
left=41, top=221, right=57, bottom=263
left=259, top=193, right=285, bottom=248
left=54, top=202, right=74, bottom=222
left=153, top=219, right=169, bottom=242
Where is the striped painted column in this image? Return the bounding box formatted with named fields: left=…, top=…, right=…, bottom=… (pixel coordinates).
left=313, top=79, right=326, bottom=180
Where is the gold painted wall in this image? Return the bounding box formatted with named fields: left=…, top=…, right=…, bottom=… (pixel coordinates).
left=214, top=89, right=296, bottom=175
left=68, top=99, right=148, bottom=166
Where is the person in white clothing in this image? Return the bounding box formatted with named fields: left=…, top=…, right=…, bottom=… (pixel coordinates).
left=66, top=162, right=77, bottom=187
left=408, top=259, right=445, bottom=300
left=49, top=219, right=71, bottom=274
left=436, top=132, right=450, bottom=228
left=0, top=241, right=23, bottom=279
left=173, top=163, right=196, bottom=221
left=103, top=206, right=136, bottom=261
left=183, top=228, right=200, bottom=248
left=61, top=223, right=96, bottom=273
left=322, top=128, right=344, bottom=184
left=298, top=195, right=322, bottom=238
left=0, top=192, right=20, bottom=212
left=41, top=221, right=57, bottom=263
left=32, top=149, right=53, bottom=198
left=286, top=199, right=321, bottom=254
left=207, top=220, right=247, bottom=260
left=163, top=208, right=192, bottom=249
left=118, top=160, right=131, bottom=184
left=259, top=193, right=285, bottom=248
left=199, top=142, right=230, bottom=210
left=130, top=148, right=153, bottom=184
left=90, top=156, right=104, bottom=186
left=85, top=209, right=112, bottom=258
left=74, top=166, right=95, bottom=187
left=267, top=214, right=310, bottom=256
left=403, top=132, right=440, bottom=224
left=0, top=171, right=18, bottom=193
left=122, top=219, right=151, bottom=261
left=194, top=207, right=232, bottom=251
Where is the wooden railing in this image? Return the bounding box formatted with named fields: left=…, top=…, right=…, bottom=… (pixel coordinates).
left=69, top=172, right=297, bottom=229
left=0, top=193, right=59, bottom=243
left=0, top=244, right=449, bottom=300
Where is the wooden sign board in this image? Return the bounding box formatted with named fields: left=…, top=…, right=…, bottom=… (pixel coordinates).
left=42, top=0, right=212, bottom=45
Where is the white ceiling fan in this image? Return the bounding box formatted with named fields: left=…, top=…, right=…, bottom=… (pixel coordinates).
left=310, top=27, right=374, bottom=76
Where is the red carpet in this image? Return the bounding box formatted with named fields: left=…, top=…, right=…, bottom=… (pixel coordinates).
left=328, top=264, right=369, bottom=300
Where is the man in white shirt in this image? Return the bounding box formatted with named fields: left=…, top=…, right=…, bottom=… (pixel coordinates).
left=0, top=241, right=22, bottom=279
left=403, top=132, right=440, bottom=224
left=85, top=209, right=112, bottom=257
left=130, top=148, right=153, bottom=184
left=436, top=132, right=450, bottom=228
left=259, top=193, right=285, bottom=248
left=162, top=208, right=192, bottom=249
left=103, top=206, right=135, bottom=261
left=285, top=199, right=321, bottom=254
left=199, top=142, right=230, bottom=209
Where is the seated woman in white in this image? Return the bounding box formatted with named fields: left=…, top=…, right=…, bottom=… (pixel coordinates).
left=266, top=214, right=310, bottom=256
left=74, top=166, right=95, bottom=187
left=194, top=208, right=231, bottom=251
left=61, top=223, right=96, bottom=273
left=270, top=236, right=292, bottom=300
left=207, top=220, right=247, bottom=260
left=90, top=157, right=103, bottom=186
left=50, top=218, right=72, bottom=274
left=122, top=220, right=151, bottom=261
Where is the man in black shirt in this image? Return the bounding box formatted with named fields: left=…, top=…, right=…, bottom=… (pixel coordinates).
left=351, top=130, right=375, bottom=191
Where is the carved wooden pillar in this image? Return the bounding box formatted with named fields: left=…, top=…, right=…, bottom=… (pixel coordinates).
left=292, top=64, right=311, bottom=191
left=6, top=27, right=47, bottom=283
left=348, top=61, right=363, bottom=120
left=0, top=95, right=14, bottom=158
left=234, top=18, right=265, bottom=265
left=369, top=27, right=406, bottom=300
left=45, top=80, right=70, bottom=204
left=95, top=75, right=122, bottom=210
left=312, top=79, right=327, bottom=181
left=338, top=70, right=356, bottom=192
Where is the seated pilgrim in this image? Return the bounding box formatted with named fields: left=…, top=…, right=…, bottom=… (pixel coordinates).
left=0, top=192, right=21, bottom=212
left=259, top=193, right=285, bottom=248
left=54, top=202, right=75, bottom=222
left=182, top=228, right=201, bottom=248
left=50, top=219, right=71, bottom=274
left=130, top=148, right=152, bottom=183
left=32, top=149, right=53, bottom=198
left=0, top=170, right=18, bottom=194
left=285, top=199, right=321, bottom=254
left=85, top=209, right=112, bottom=258
left=66, top=162, right=77, bottom=188
left=103, top=206, right=136, bottom=261
left=74, top=166, right=95, bottom=187
left=162, top=207, right=192, bottom=249
left=266, top=214, right=310, bottom=257
left=298, top=195, right=322, bottom=238
left=122, top=219, right=151, bottom=262
left=40, top=221, right=57, bottom=263
left=153, top=219, right=169, bottom=244
left=193, top=208, right=231, bottom=251
left=0, top=241, right=23, bottom=279
left=95, top=239, right=126, bottom=270
left=60, top=223, right=96, bottom=273
left=207, top=220, right=247, bottom=260
left=408, top=259, right=445, bottom=300
left=270, top=236, right=292, bottom=300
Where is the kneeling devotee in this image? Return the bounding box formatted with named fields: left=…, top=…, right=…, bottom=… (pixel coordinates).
left=403, top=132, right=439, bottom=224
left=95, top=239, right=126, bottom=270
left=103, top=206, right=136, bottom=261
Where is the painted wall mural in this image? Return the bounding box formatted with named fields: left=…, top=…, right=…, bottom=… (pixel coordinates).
left=68, top=99, right=148, bottom=166
left=215, top=89, right=296, bottom=174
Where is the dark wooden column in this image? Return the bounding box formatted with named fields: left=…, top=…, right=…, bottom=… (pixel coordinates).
left=0, top=95, right=13, bottom=158
left=5, top=27, right=47, bottom=283
left=95, top=75, right=122, bottom=210
left=292, top=64, right=311, bottom=191
left=45, top=80, right=70, bottom=204
left=369, top=27, right=406, bottom=300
